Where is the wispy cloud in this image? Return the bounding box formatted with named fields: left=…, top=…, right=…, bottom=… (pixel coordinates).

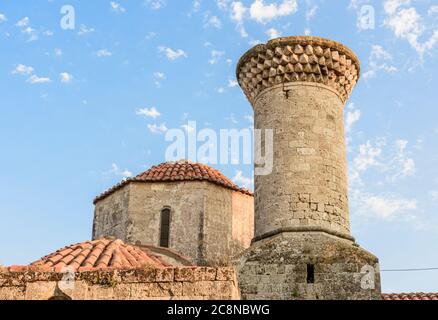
left=144, top=0, right=166, bottom=10
left=209, top=50, right=225, bottom=65
left=0, top=12, right=7, bottom=23
left=383, top=0, right=438, bottom=55
left=233, top=170, right=254, bottom=189
left=27, top=75, right=51, bottom=84
left=147, top=123, right=168, bottom=134
left=110, top=1, right=126, bottom=13
left=153, top=72, right=166, bottom=87
left=159, top=47, right=187, bottom=60
left=60, top=72, right=73, bottom=83
left=204, top=13, right=222, bottom=29
left=363, top=45, right=397, bottom=79
left=104, top=163, right=132, bottom=179
left=11, top=64, right=34, bottom=75
left=136, top=107, right=161, bottom=119
left=95, top=49, right=112, bottom=57
left=78, top=25, right=95, bottom=35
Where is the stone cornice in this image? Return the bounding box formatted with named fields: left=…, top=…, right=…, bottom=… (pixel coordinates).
left=236, top=36, right=361, bottom=104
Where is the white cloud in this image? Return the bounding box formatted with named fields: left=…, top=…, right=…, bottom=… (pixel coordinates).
left=204, top=14, right=222, bottom=29
left=16, top=17, right=29, bottom=27
left=110, top=2, right=126, bottom=13
left=228, top=79, right=238, bottom=87
left=11, top=64, right=34, bottom=75
left=226, top=113, right=238, bottom=123
left=216, top=0, right=230, bottom=10
left=429, top=5, right=438, bottom=15
left=250, top=0, right=298, bottom=24
left=78, top=25, right=95, bottom=35
left=54, top=48, right=63, bottom=57
left=147, top=123, right=168, bottom=134
left=153, top=72, right=166, bottom=87
left=233, top=170, right=254, bottom=189
left=363, top=45, right=397, bottom=79
left=389, top=139, right=416, bottom=180
left=244, top=115, right=254, bottom=123
left=60, top=72, right=73, bottom=83
left=306, top=5, right=318, bottom=21
left=15, top=18, right=38, bottom=42
left=27, top=75, right=51, bottom=84
left=358, top=192, right=417, bottom=220
left=266, top=27, right=281, bottom=39
left=354, top=141, right=383, bottom=171
left=95, top=49, right=112, bottom=57
left=0, top=13, right=7, bottom=23
left=209, top=50, right=225, bottom=64
left=345, top=108, right=361, bottom=133
left=384, top=0, right=438, bottom=55
left=216, top=87, right=226, bottom=94
left=105, top=163, right=133, bottom=179
left=350, top=137, right=416, bottom=186
left=136, top=107, right=161, bottom=119
left=159, top=47, right=187, bottom=60
left=144, top=0, right=166, bottom=10
left=231, top=1, right=247, bottom=22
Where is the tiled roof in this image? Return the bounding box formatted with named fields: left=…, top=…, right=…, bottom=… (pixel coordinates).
left=94, top=160, right=253, bottom=204
left=382, top=293, right=438, bottom=300
left=29, top=238, right=192, bottom=272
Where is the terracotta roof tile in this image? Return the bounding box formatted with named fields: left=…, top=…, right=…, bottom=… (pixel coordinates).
left=382, top=293, right=438, bottom=300
left=94, top=160, right=253, bottom=204
left=30, top=238, right=192, bottom=272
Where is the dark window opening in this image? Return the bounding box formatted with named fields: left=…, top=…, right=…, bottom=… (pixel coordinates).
left=160, top=208, right=171, bottom=248
left=307, top=264, right=315, bottom=284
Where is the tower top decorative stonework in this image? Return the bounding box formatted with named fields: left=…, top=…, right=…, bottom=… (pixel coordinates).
left=237, top=36, right=360, bottom=104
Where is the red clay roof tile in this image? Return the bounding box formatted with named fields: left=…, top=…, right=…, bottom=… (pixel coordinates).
left=30, top=238, right=192, bottom=272
left=93, top=160, right=253, bottom=204
left=382, top=293, right=438, bottom=300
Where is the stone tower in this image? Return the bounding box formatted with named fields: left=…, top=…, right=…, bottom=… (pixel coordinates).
left=236, top=36, right=381, bottom=300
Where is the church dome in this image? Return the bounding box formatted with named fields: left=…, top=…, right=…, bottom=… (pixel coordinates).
left=30, top=238, right=192, bottom=272
left=94, top=160, right=253, bottom=204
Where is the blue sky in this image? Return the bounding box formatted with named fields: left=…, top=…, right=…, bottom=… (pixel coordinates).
left=1, top=0, right=438, bottom=293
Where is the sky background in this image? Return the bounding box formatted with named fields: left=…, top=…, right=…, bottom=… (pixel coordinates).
left=1, top=0, right=438, bottom=293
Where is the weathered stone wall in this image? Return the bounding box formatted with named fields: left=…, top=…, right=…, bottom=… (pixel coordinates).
left=93, top=185, right=131, bottom=241
left=0, top=266, right=239, bottom=300
left=253, top=82, right=350, bottom=239
left=93, top=181, right=254, bottom=266
left=237, top=233, right=381, bottom=300
left=127, top=181, right=204, bottom=263
left=231, top=192, right=254, bottom=255
left=203, top=184, right=254, bottom=266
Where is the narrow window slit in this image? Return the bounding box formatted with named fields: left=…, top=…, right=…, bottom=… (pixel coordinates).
left=160, top=208, right=171, bottom=248
left=307, top=264, right=315, bottom=284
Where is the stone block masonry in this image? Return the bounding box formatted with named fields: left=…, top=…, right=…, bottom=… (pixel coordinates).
left=236, top=36, right=381, bottom=300
left=0, top=266, right=240, bottom=300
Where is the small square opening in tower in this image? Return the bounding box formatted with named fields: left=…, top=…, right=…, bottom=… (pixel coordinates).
left=307, top=264, right=315, bottom=284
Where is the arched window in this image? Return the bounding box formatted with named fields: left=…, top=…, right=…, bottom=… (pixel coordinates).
left=160, top=208, right=171, bottom=248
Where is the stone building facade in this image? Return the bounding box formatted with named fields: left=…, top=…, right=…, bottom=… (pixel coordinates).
left=235, top=36, right=381, bottom=300
left=92, top=161, right=254, bottom=266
